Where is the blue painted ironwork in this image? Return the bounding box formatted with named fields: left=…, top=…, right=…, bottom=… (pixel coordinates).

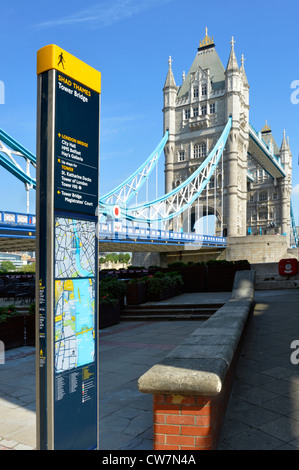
left=120, top=117, right=232, bottom=223
left=290, top=200, right=299, bottom=247
left=0, top=128, right=36, bottom=188
left=98, top=221, right=227, bottom=248
left=0, top=121, right=296, bottom=248
left=99, top=131, right=168, bottom=209
left=248, top=124, right=286, bottom=178
left=0, top=211, right=36, bottom=239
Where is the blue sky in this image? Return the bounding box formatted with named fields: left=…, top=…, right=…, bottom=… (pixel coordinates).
left=1, top=0, right=299, bottom=224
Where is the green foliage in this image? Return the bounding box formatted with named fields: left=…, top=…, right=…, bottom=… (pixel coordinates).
left=233, top=259, right=250, bottom=266
left=147, top=271, right=183, bottom=298
left=0, top=261, right=16, bottom=272
left=99, top=294, right=118, bottom=306
left=29, top=303, right=35, bottom=315
left=128, top=276, right=148, bottom=285
left=100, top=276, right=126, bottom=303
left=0, top=304, right=19, bottom=323
left=167, top=261, right=187, bottom=269
left=18, top=263, right=36, bottom=273
left=99, top=252, right=131, bottom=265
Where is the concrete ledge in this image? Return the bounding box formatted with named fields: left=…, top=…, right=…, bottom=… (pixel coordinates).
left=138, top=270, right=255, bottom=397
left=137, top=270, right=255, bottom=450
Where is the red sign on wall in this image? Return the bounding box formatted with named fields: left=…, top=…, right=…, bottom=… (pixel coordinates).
left=278, top=258, right=298, bottom=276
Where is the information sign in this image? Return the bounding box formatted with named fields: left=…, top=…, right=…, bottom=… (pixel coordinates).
left=36, top=45, right=101, bottom=450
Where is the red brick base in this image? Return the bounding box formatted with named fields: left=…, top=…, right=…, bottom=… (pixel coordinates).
left=154, top=392, right=229, bottom=450
left=152, top=326, right=245, bottom=450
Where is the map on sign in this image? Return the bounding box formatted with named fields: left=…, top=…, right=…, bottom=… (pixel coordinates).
left=55, top=217, right=96, bottom=279
left=54, top=278, right=95, bottom=373
left=54, top=217, right=96, bottom=374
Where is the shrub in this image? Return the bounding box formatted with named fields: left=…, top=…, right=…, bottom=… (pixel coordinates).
left=99, top=276, right=126, bottom=303
left=147, top=272, right=183, bottom=298
left=0, top=304, right=19, bottom=323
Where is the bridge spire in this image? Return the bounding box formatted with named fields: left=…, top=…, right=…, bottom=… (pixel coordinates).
left=164, top=55, right=176, bottom=89
left=226, top=36, right=239, bottom=71
left=240, top=53, right=249, bottom=87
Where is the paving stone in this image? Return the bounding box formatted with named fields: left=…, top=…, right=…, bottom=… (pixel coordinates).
left=258, top=416, right=299, bottom=443
left=222, top=429, right=285, bottom=450
left=0, top=291, right=299, bottom=451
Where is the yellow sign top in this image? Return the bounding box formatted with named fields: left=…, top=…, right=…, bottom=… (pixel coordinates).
left=37, top=44, right=101, bottom=94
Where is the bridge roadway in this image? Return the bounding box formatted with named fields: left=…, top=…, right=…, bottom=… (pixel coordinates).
left=0, top=211, right=227, bottom=254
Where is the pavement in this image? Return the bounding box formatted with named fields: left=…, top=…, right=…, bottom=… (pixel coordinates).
left=0, top=289, right=299, bottom=450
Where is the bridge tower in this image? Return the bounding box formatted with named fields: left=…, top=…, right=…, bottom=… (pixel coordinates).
left=163, top=29, right=252, bottom=236
left=224, top=38, right=250, bottom=237
left=163, top=30, right=293, bottom=245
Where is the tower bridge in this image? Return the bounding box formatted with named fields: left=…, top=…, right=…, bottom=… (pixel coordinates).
left=0, top=30, right=298, bottom=263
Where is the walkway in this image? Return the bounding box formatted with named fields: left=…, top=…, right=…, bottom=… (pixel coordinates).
left=0, top=289, right=299, bottom=450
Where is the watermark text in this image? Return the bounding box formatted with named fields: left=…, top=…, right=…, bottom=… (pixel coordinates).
left=290, top=340, right=299, bottom=365
left=290, top=80, right=299, bottom=104
left=0, top=340, right=5, bottom=364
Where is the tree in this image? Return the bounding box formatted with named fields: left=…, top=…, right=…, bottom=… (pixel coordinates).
left=118, top=253, right=131, bottom=264
left=0, top=260, right=16, bottom=272
left=19, top=262, right=36, bottom=273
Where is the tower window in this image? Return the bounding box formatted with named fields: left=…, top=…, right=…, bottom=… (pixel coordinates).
left=201, top=84, right=207, bottom=96
left=193, top=107, right=199, bottom=117
left=201, top=105, right=207, bottom=115
left=259, top=211, right=267, bottom=220
left=193, top=142, right=207, bottom=159
left=184, top=109, right=190, bottom=119
left=259, top=191, right=268, bottom=202
left=178, top=151, right=185, bottom=162
left=209, top=103, right=216, bottom=114
left=193, top=87, right=199, bottom=98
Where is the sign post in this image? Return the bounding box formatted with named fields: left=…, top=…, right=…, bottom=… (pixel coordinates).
left=35, top=45, right=101, bottom=450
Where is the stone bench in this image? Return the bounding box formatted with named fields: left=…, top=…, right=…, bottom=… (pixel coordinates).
left=138, top=270, right=256, bottom=450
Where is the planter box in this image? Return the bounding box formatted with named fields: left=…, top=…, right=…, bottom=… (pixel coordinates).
left=25, top=314, right=35, bottom=346
left=0, top=315, right=25, bottom=350
left=147, top=285, right=179, bottom=302
left=126, top=283, right=147, bottom=305
left=99, top=301, right=120, bottom=329
left=167, top=265, right=206, bottom=293
left=207, top=263, right=250, bottom=292
left=206, top=264, right=237, bottom=292
left=181, top=265, right=206, bottom=293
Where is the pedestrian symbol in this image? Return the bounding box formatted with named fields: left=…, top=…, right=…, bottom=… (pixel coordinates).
left=57, top=52, right=65, bottom=70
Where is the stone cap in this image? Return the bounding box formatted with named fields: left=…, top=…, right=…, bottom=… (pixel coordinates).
left=138, top=270, right=255, bottom=397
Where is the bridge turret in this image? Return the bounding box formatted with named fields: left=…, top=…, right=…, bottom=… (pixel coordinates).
left=280, top=130, right=292, bottom=174
left=224, top=37, right=249, bottom=237
left=163, top=56, right=178, bottom=193
left=279, top=130, right=292, bottom=240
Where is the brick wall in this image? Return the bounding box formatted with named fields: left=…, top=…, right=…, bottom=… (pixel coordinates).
left=138, top=271, right=255, bottom=450
left=150, top=308, right=247, bottom=450
left=152, top=364, right=235, bottom=450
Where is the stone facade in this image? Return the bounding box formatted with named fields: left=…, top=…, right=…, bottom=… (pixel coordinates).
left=163, top=29, right=292, bottom=243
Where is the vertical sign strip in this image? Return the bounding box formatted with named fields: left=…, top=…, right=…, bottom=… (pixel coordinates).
left=36, top=45, right=101, bottom=450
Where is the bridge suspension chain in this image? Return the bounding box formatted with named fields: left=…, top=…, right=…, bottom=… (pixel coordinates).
left=0, top=129, right=36, bottom=188
left=99, top=131, right=168, bottom=212
left=121, top=117, right=232, bottom=224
